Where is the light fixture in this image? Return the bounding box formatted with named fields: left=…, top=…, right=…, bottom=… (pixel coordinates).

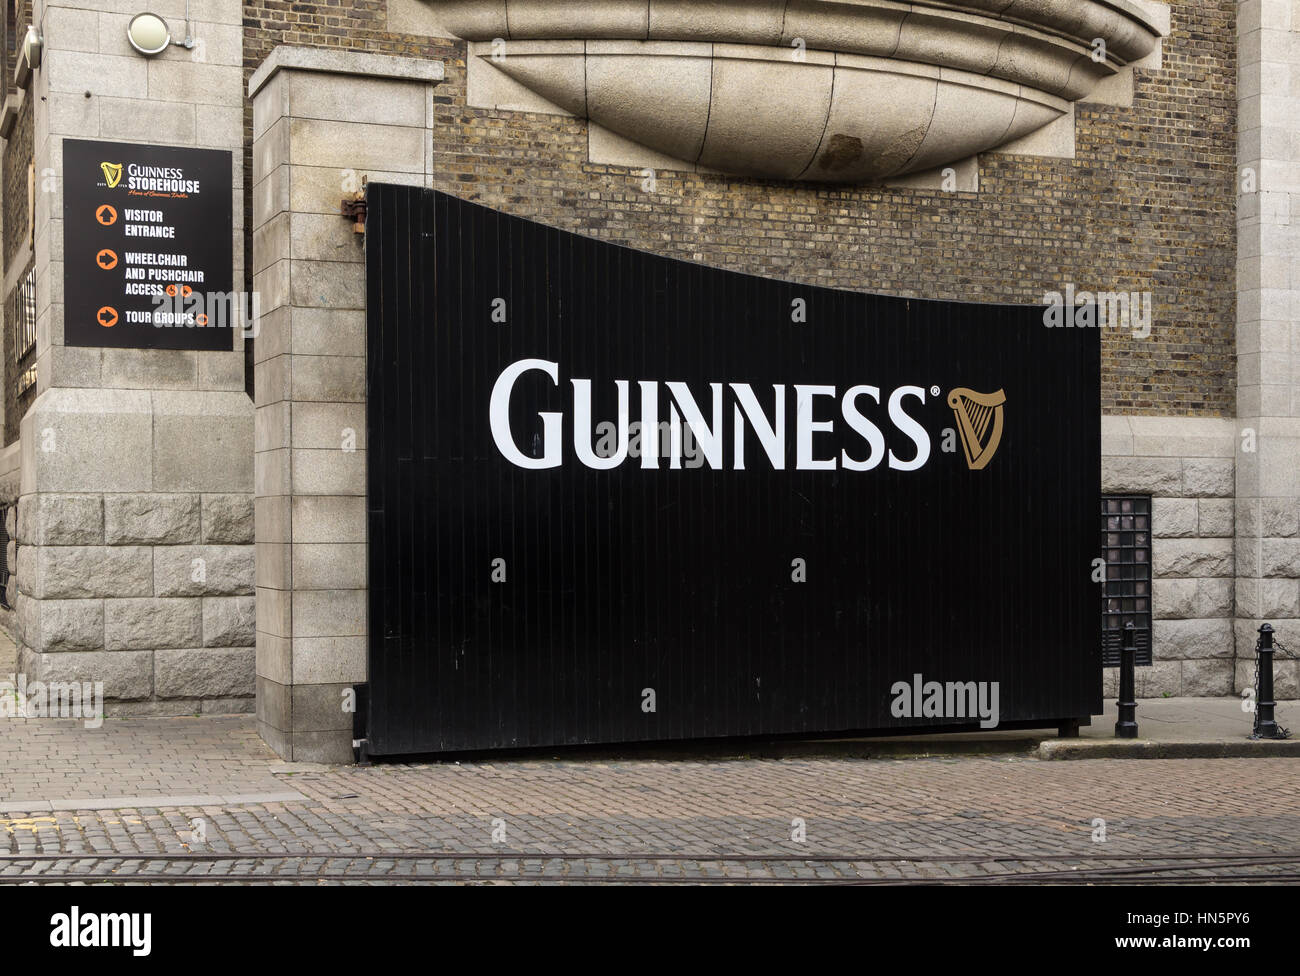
left=21, top=25, right=41, bottom=70
left=126, top=13, right=171, bottom=56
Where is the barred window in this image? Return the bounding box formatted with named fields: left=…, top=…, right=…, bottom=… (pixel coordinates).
left=14, top=265, right=36, bottom=397
left=1101, top=494, right=1152, bottom=667
left=0, top=503, right=9, bottom=608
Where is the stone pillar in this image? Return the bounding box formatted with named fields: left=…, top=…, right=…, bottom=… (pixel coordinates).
left=1234, top=0, right=1300, bottom=696
left=249, top=47, right=443, bottom=761
left=13, top=0, right=254, bottom=713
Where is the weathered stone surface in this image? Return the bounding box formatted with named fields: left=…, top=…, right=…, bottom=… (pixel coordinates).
left=153, top=546, right=255, bottom=596
left=291, top=543, right=365, bottom=589
left=257, top=629, right=292, bottom=686
left=27, top=547, right=153, bottom=599
left=1153, top=618, right=1233, bottom=660
left=1261, top=498, right=1300, bottom=537
left=1152, top=538, right=1233, bottom=578
left=1182, top=658, right=1233, bottom=696
left=1181, top=458, right=1234, bottom=497
left=154, top=647, right=255, bottom=698
left=256, top=586, right=291, bottom=639
left=1275, top=661, right=1300, bottom=701
left=1153, top=578, right=1196, bottom=618
left=1237, top=498, right=1260, bottom=537
left=20, top=389, right=152, bottom=495
left=291, top=495, right=365, bottom=543
left=1151, top=497, right=1197, bottom=537
left=104, top=598, right=204, bottom=651
left=200, top=697, right=256, bottom=714
left=1233, top=658, right=1253, bottom=697
left=290, top=682, right=353, bottom=732
left=20, top=648, right=153, bottom=699
left=292, top=588, right=365, bottom=637
left=1199, top=578, right=1236, bottom=617
left=32, top=599, right=105, bottom=652
left=1104, top=664, right=1186, bottom=699
left=1259, top=579, right=1300, bottom=618
left=1233, top=618, right=1274, bottom=662
left=1101, top=457, right=1181, bottom=494
left=1197, top=498, right=1234, bottom=537
left=105, top=700, right=199, bottom=718
left=152, top=391, right=254, bottom=493
left=19, top=493, right=104, bottom=545
left=1236, top=658, right=1299, bottom=701
left=291, top=634, right=365, bottom=684
left=1235, top=579, right=1261, bottom=618
left=14, top=591, right=35, bottom=647
left=103, top=494, right=200, bottom=545
left=1153, top=578, right=1232, bottom=619
left=1261, top=539, right=1300, bottom=577
left=1133, top=660, right=1181, bottom=698
left=16, top=546, right=34, bottom=597
left=203, top=596, right=256, bottom=647
left=202, top=493, right=255, bottom=543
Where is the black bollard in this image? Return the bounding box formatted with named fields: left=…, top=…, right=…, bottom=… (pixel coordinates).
left=1254, top=623, right=1279, bottom=739
left=1115, top=622, right=1138, bottom=739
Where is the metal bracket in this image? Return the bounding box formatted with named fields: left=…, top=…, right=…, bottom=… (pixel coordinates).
left=341, top=193, right=367, bottom=234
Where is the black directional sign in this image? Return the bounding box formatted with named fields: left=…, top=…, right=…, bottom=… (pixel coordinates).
left=63, top=138, right=234, bottom=350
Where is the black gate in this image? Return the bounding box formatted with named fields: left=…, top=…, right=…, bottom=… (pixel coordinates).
left=363, top=185, right=1101, bottom=756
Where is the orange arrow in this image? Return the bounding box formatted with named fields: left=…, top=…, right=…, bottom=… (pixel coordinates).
left=96, top=306, right=118, bottom=328
left=96, top=249, right=118, bottom=270
left=96, top=205, right=117, bottom=226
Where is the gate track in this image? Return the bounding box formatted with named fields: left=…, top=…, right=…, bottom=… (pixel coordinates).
left=2, top=852, right=1299, bottom=885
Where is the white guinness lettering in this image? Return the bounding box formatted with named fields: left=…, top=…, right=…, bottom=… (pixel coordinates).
left=488, top=359, right=932, bottom=472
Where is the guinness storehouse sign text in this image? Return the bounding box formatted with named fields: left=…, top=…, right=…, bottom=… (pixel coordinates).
left=63, top=138, right=234, bottom=350
left=362, top=186, right=1101, bottom=756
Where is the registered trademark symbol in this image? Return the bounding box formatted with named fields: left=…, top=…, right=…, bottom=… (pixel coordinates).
left=930, top=385, right=940, bottom=397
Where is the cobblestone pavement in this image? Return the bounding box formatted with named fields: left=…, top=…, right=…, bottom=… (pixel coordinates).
left=0, top=717, right=302, bottom=810
left=3, top=715, right=1300, bottom=882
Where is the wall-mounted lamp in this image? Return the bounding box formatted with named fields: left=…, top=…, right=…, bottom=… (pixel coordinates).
left=14, top=25, right=41, bottom=88
left=22, top=26, right=42, bottom=70
left=126, top=13, right=172, bottom=56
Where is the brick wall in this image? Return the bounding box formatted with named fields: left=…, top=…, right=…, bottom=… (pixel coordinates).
left=242, top=0, right=1237, bottom=416
left=2, top=87, right=30, bottom=274
left=2, top=0, right=33, bottom=102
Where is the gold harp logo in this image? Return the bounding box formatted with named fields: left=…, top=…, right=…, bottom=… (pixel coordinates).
left=948, top=388, right=1006, bottom=470
left=100, top=162, right=123, bottom=188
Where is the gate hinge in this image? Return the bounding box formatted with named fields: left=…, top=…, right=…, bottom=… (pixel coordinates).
left=341, top=185, right=367, bottom=234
